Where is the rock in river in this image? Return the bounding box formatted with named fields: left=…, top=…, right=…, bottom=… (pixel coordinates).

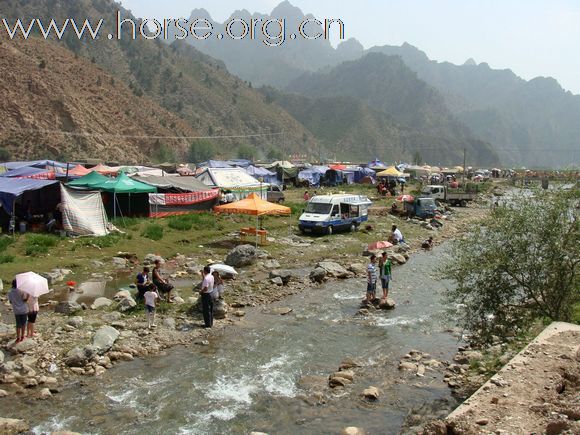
left=225, top=244, right=257, bottom=268
left=0, top=417, right=30, bottom=434
left=92, top=326, right=120, bottom=354
left=309, top=267, right=327, bottom=283
left=117, top=296, right=137, bottom=312
left=54, top=301, right=82, bottom=315
left=316, top=261, right=350, bottom=279
left=341, top=427, right=366, bottom=435
left=362, top=386, right=381, bottom=401
left=91, top=297, right=113, bottom=310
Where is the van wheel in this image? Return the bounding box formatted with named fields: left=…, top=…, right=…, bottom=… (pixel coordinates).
left=460, top=200, right=467, bottom=207
left=350, top=223, right=356, bottom=232
left=327, top=226, right=333, bottom=235
left=277, top=198, right=284, bottom=204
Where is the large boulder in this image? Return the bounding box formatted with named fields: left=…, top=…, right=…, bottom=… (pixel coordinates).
left=0, top=417, right=30, bottom=434
left=144, top=253, right=164, bottom=265
left=92, top=326, right=120, bottom=354
left=113, top=290, right=132, bottom=301
left=55, top=301, right=83, bottom=315
left=309, top=267, right=327, bottom=283
left=348, top=263, right=367, bottom=276
left=378, top=298, right=396, bottom=310
left=225, top=245, right=257, bottom=268
left=64, top=346, right=96, bottom=367
left=111, top=257, right=128, bottom=268
left=214, top=300, right=229, bottom=320
left=316, top=261, right=350, bottom=279
left=117, top=296, right=137, bottom=312
left=91, top=297, right=113, bottom=310
left=41, top=270, right=63, bottom=285
left=11, top=338, right=37, bottom=353
left=269, top=270, right=293, bottom=285
left=388, top=253, right=407, bottom=265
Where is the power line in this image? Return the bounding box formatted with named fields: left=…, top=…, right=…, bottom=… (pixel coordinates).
left=3, top=127, right=285, bottom=141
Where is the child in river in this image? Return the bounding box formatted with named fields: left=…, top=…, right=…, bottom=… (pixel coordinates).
left=365, top=254, right=378, bottom=304
left=212, top=271, right=224, bottom=300
left=144, top=288, right=159, bottom=328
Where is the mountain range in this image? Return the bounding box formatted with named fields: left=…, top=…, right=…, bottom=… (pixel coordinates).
left=181, top=1, right=579, bottom=168
left=1, top=0, right=576, bottom=167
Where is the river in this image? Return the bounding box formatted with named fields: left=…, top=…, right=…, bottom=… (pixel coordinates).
left=11, top=245, right=462, bottom=434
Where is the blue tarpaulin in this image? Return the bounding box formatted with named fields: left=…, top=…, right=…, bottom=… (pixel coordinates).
left=343, top=167, right=376, bottom=183
left=245, top=165, right=277, bottom=184
left=0, top=178, right=60, bottom=214
left=198, top=160, right=233, bottom=168
left=1, top=160, right=68, bottom=170
left=0, top=166, right=48, bottom=178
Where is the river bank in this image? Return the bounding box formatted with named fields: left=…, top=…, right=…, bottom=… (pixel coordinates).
left=0, top=187, right=499, bottom=433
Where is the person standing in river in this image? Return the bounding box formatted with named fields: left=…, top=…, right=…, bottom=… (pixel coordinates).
left=200, top=266, right=214, bottom=328
left=26, top=294, right=39, bottom=338
left=365, top=255, right=378, bottom=304
left=380, top=252, right=393, bottom=301
left=8, top=279, right=29, bottom=343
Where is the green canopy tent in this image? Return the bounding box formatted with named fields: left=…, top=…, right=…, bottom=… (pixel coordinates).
left=67, top=171, right=109, bottom=189
left=95, top=173, right=156, bottom=219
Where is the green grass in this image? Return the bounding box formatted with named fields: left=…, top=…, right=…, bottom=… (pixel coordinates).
left=78, top=234, right=124, bottom=249
left=111, top=217, right=142, bottom=230
left=0, top=254, right=15, bottom=264
left=0, top=236, right=14, bottom=251
left=141, top=224, right=164, bottom=241
left=24, top=234, right=59, bottom=256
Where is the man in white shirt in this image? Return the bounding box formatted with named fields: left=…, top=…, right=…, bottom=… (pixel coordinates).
left=391, top=225, right=404, bottom=244
left=200, top=266, right=215, bottom=328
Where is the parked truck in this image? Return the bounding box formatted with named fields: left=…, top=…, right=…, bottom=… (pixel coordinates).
left=403, top=197, right=437, bottom=219
left=421, top=185, right=477, bottom=207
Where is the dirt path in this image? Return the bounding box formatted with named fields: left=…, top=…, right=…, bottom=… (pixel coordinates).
left=425, top=322, right=580, bottom=434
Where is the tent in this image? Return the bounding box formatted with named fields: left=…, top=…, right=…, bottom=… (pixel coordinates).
left=198, top=160, right=233, bottom=169
left=96, top=173, right=157, bottom=194
left=196, top=167, right=267, bottom=200
left=298, top=166, right=329, bottom=187
left=377, top=166, right=407, bottom=178
left=329, top=164, right=347, bottom=171
left=214, top=192, right=291, bottom=246
left=90, top=163, right=117, bottom=176
left=67, top=171, right=110, bottom=189
left=0, top=166, right=55, bottom=180
left=368, top=159, right=388, bottom=170
left=95, top=173, right=156, bottom=219
left=245, top=165, right=278, bottom=185
left=60, top=185, right=109, bottom=236
left=133, top=175, right=212, bottom=193
left=67, top=165, right=91, bottom=177
left=266, top=161, right=295, bottom=169
left=0, top=178, right=60, bottom=217
left=1, top=160, right=68, bottom=170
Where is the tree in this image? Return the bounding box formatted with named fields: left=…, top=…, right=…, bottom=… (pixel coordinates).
left=188, top=139, right=215, bottom=163
left=266, top=147, right=284, bottom=161
left=413, top=151, right=422, bottom=165
left=237, top=144, right=257, bottom=161
left=0, top=147, right=11, bottom=162
left=441, top=189, right=579, bottom=343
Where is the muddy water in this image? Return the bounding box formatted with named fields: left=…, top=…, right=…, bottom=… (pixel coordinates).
left=15, top=246, right=461, bottom=434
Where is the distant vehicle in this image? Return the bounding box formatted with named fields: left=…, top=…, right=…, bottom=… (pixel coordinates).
left=299, top=194, right=372, bottom=235
left=421, top=185, right=477, bottom=207
left=266, top=184, right=285, bottom=203
left=404, top=197, right=437, bottom=219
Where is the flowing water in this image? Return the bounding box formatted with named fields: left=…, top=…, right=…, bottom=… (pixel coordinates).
left=10, top=245, right=462, bottom=434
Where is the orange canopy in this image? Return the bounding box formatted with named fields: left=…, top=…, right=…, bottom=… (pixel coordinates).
left=91, top=163, right=117, bottom=176
left=330, top=164, right=347, bottom=170
left=214, top=193, right=291, bottom=216
left=68, top=164, right=91, bottom=176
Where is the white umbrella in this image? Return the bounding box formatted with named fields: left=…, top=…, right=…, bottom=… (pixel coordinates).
left=210, top=264, right=238, bottom=276
left=15, top=272, right=50, bottom=297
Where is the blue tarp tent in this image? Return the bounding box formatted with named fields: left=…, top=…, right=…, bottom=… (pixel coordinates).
left=198, top=160, right=233, bottom=168
left=298, top=166, right=329, bottom=187
left=225, top=159, right=252, bottom=168
left=0, top=178, right=60, bottom=215
left=246, top=165, right=277, bottom=184
left=1, top=160, right=68, bottom=170
left=367, top=159, right=387, bottom=170
left=343, top=167, right=376, bottom=183
left=0, top=167, right=49, bottom=178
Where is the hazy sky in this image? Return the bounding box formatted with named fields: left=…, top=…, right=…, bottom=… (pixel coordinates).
left=119, top=0, right=580, bottom=94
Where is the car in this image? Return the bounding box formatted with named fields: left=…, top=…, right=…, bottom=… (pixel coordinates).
left=266, top=184, right=285, bottom=203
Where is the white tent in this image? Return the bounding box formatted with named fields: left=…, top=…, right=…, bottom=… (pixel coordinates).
left=195, top=167, right=268, bottom=200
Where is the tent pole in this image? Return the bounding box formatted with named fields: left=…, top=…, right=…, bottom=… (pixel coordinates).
left=256, top=214, right=258, bottom=248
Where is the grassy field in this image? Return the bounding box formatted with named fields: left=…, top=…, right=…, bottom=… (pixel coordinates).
left=0, top=182, right=440, bottom=284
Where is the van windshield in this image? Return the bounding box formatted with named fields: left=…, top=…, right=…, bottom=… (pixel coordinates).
left=305, top=202, right=332, bottom=214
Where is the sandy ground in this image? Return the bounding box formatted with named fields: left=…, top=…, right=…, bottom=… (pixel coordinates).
left=424, top=322, right=580, bottom=434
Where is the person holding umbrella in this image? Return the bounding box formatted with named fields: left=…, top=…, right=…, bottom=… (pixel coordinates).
left=12, top=272, right=50, bottom=342
left=8, top=279, right=28, bottom=343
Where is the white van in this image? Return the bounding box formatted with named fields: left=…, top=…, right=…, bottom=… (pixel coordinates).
left=298, top=194, right=372, bottom=235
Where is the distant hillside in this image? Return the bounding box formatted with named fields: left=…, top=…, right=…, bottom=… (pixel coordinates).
left=174, top=1, right=364, bottom=88
left=1, top=0, right=319, bottom=161
left=284, top=53, right=499, bottom=165
left=0, top=38, right=197, bottom=163
left=368, top=43, right=580, bottom=168
left=260, top=87, right=495, bottom=166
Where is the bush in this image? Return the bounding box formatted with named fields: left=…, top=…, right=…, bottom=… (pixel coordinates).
left=111, top=217, right=141, bottom=230
left=441, top=188, right=579, bottom=343
left=167, top=213, right=215, bottom=231
left=141, top=224, right=164, bottom=241
left=25, top=234, right=59, bottom=256
left=0, top=254, right=15, bottom=264
left=0, top=236, right=14, bottom=251
left=167, top=216, right=193, bottom=231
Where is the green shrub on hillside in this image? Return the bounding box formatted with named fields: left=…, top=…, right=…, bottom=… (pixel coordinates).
left=24, top=234, right=59, bottom=256
left=141, top=224, right=164, bottom=241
